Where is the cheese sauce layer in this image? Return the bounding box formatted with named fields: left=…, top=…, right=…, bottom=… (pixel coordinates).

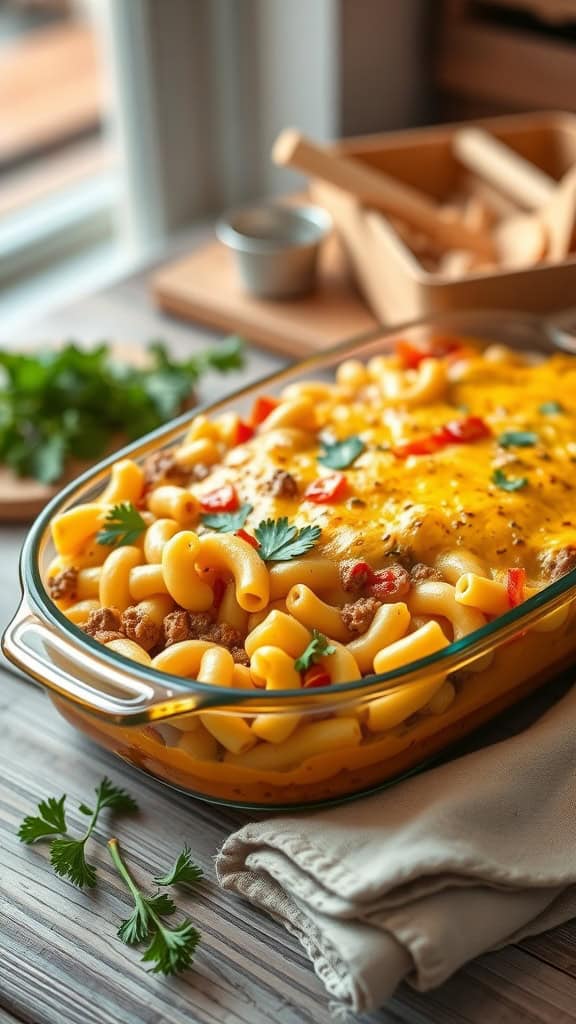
left=193, top=345, right=576, bottom=579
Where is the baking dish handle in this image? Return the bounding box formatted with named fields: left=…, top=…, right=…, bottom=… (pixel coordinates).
left=2, top=599, right=201, bottom=724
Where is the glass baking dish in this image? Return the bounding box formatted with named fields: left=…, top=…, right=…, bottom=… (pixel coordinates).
left=4, top=310, right=576, bottom=809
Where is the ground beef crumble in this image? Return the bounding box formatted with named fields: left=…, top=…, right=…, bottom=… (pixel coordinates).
left=162, top=609, right=246, bottom=654
left=410, top=562, right=443, bottom=583
left=84, top=607, right=122, bottom=636
left=266, top=469, right=299, bottom=498
left=92, top=630, right=125, bottom=644
left=47, top=567, right=78, bottom=601
left=230, top=647, right=250, bottom=666
left=339, top=560, right=371, bottom=594
left=121, top=606, right=161, bottom=651
left=162, top=610, right=192, bottom=646
left=143, top=450, right=188, bottom=488
left=340, top=596, right=381, bottom=634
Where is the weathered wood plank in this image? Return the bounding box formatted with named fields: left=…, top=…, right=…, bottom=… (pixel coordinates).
left=4, top=666, right=576, bottom=1024
left=0, top=671, right=334, bottom=1024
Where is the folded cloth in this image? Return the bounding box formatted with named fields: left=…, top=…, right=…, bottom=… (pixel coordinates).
left=217, top=684, right=576, bottom=1013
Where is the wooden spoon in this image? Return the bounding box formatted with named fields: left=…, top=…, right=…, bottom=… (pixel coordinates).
left=273, top=129, right=495, bottom=261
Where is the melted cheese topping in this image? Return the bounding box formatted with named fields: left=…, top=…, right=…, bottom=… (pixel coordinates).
left=192, top=347, right=576, bottom=578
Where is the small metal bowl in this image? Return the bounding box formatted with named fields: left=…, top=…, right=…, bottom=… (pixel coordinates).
left=216, top=203, right=332, bottom=299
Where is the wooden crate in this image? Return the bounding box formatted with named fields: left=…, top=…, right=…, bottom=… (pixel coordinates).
left=312, top=111, right=576, bottom=324
left=437, top=0, right=576, bottom=113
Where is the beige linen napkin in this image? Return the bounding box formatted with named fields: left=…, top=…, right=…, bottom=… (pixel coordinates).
left=217, top=684, right=576, bottom=1013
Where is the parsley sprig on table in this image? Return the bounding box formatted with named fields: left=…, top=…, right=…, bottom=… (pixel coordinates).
left=109, top=839, right=202, bottom=975
left=294, top=629, right=336, bottom=672
left=19, top=777, right=138, bottom=887
left=97, top=502, right=148, bottom=547
left=18, top=778, right=204, bottom=976
left=254, top=517, right=321, bottom=561
left=0, top=336, right=244, bottom=484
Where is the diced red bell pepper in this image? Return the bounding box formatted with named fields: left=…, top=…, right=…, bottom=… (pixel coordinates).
left=235, top=528, right=260, bottom=549
left=393, top=416, right=490, bottom=458
left=392, top=434, right=445, bottom=458
left=506, top=567, right=526, bottom=608
left=200, top=483, right=239, bottom=513
left=234, top=419, right=254, bottom=444
left=304, top=472, right=348, bottom=504
left=303, top=665, right=331, bottom=688
left=439, top=416, right=491, bottom=444
left=368, top=564, right=411, bottom=601
left=251, top=395, right=279, bottom=426
left=394, top=335, right=464, bottom=369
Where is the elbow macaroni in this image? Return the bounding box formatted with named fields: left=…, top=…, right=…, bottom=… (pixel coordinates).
left=45, top=335, right=576, bottom=799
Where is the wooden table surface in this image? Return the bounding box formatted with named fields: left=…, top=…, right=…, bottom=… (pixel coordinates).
left=2, top=249, right=576, bottom=1024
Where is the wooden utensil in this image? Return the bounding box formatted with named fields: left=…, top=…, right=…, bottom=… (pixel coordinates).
left=273, top=129, right=495, bottom=260
left=454, top=127, right=576, bottom=263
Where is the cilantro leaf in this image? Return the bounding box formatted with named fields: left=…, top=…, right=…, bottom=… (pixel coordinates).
left=141, top=919, right=201, bottom=976
left=254, top=517, right=321, bottom=561
left=498, top=431, right=538, bottom=448
left=97, top=502, right=147, bottom=547
left=50, top=836, right=97, bottom=889
left=539, top=401, right=564, bottom=415
left=118, top=893, right=176, bottom=946
left=18, top=795, right=68, bottom=844
left=108, top=838, right=201, bottom=976
left=491, top=468, right=528, bottom=492
left=154, top=846, right=204, bottom=889
left=318, top=435, right=365, bottom=470
left=95, top=777, right=140, bottom=813
left=18, top=776, right=139, bottom=889
left=201, top=503, right=252, bottom=533
left=294, top=629, right=337, bottom=672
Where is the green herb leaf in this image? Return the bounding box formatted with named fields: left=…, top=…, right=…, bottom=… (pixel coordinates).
left=491, top=468, right=528, bottom=492
left=294, top=629, right=337, bottom=672
left=118, top=903, right=153, bottom=946
left=141, top=919, right=201, bottom=976
left=201, top=503, right=252, bottom=533
left=18, top=795, right=68, bottom=844
left=118, top=893, right=177, bottom=946
left=254, top=517, right=321, bottom=561
left=318, top=435, right=365, bottom=470
left=539, top=400, right=564, bottom=415
left=17, top=776, right=139, bottom=889
left=498, top=430, right=538, bottom=448
left=154, top=846, right=204, bottom=888
left=95, top=777, right=140, bottom=814
left=97, top=502, right=147, bottom=547
left=50, top=836, right=97, bottom=888
left=0, top=338, right=244, bottom=484
left=108, top=838, right=201, bottom=976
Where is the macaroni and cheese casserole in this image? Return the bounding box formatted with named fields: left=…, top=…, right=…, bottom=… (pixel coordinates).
left=42, top=334, right=576, bottom=803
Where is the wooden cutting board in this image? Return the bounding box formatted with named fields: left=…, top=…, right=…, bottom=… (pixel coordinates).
left=152, top=233, right=378, bottom=357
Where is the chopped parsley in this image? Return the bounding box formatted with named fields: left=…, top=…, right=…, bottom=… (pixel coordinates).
left=97, top=502, right=147, bottom=547
left=254, top=517, right=321, bottom=561
left=491, top=468, right=528, bottom=492
left=318, top=435, right=365, bottom=470
left=539, top=401, right=564, bottom=415
left=201, top=503, right=252, bottom=533
left=498, top=430, right=538, bottom=448
left=294, top=629, right=336, bottom=672
left=0, top=337, right=244, bottom=484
